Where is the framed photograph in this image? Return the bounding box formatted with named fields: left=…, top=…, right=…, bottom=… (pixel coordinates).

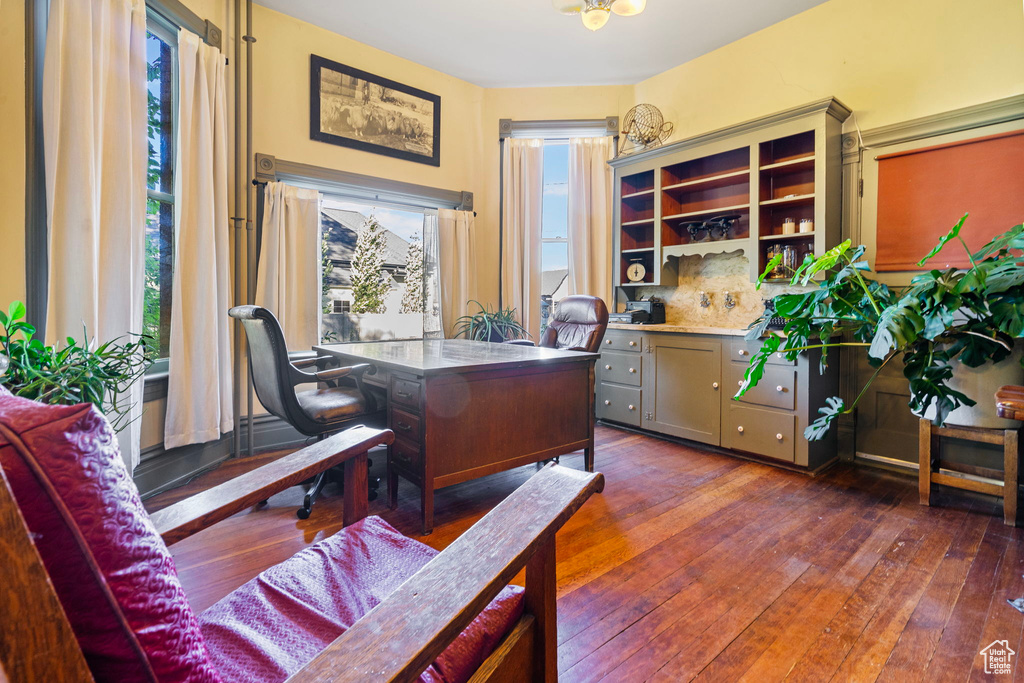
left=310, top=54, right=441, bottom=167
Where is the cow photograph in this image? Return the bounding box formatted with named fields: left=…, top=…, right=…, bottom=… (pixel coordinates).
left=310, top=55, right=441, bottom=166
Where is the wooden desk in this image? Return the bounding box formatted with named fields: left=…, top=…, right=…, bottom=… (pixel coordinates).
left=314, top=339, right=599, bottom=534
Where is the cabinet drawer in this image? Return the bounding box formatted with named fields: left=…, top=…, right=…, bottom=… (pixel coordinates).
left=596, top=384, right=641, bottom=426
left=602, top=330, right=643, bottom=353
left=727, top=362, right=796, bottom=410
left=722, top=404, right=795, bottom=462
left=390, top=375, right=422, bottom=411
left=390, top=437, right=423, bottom=472
left=390, top=407, right=422, bottom=441
left=730, top=338, right=795, bottom=366
left=598, top=351, right=642, bottom=386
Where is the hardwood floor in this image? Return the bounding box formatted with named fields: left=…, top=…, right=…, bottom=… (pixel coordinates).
left=147, top=425, right=1024, bottom=681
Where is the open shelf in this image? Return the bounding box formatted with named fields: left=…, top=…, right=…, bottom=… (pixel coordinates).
left=760, top=131, right=815, bottom=166
left=662, top=147, right=749, bottom=187
left=622, top=247, right=655, bottom=254
left=760, top=231, right=815, bottom=241
left=760, top=193, right=815, bottom=206
left=622, top=218, right=655, bottom=227
left=760, top=155, right=815, bottom=172
left=622, top=188, right=655, bottom=200
left=662, top=210, right=750, bottom=247
left=619, top=250, right=655, bottom=285
left=663, top=203, right=750, bottom=221
left=621, top=170, right=654, bottom=195
left=662, top=169, right=750, bottom=193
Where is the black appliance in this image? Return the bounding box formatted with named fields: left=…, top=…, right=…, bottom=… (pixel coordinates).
left=623, top=298, right=666, bottom=324
left=609, top=310, right=649, bottom=324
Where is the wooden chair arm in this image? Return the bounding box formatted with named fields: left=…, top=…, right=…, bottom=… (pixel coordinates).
left=286, top=463, right=605, bottom=683
left=151, top=426, right=394, bottom=546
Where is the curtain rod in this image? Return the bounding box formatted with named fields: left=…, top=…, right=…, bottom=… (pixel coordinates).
left=498, top=117, right=619, bottom=140
left=147, top=0, right=222, bottom=48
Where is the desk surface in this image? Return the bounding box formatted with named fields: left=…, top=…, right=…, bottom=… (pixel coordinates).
left=314, top=339, right=597, bottom=376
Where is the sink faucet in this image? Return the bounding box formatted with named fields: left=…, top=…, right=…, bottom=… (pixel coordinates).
left=724, top=291, right=736, bottom=309
left=699, top=291, right=711, bottom=308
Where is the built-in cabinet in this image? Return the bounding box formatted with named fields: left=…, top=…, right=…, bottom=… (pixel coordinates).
left=609, top=98, right=851, bottom=308
left=597, top=328, right=840, bottom=471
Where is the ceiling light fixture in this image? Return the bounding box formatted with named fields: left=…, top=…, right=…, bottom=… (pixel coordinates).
left=553, top=0, right=647, bottom=31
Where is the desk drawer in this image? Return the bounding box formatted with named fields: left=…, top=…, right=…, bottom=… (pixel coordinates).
left=391, top=407, right=422, bottom=441
left=722, top=404, right=795, bottom=462
left=731, top=338, right=795, bottom=366
left=602, top=330, right=643, bottom=353
left=391, top=437, right=423, bottom=473
left=390, top=375, right=422, bottom=411
left=727, top=362, right=796, bottom=410
left=597, top=384, right=641, bottom=426
left=598, top=351, right=642, bottom=387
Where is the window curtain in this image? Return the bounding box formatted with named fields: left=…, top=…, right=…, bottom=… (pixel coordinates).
left=568, top=136, right=615, bottom=304
left=163, top=29, right=231, bottom=449
left=422, top=210, right=443, bottom=339
left=437, top=209, right=477, bottom=338
left=256, top=182, right=322, bottom=351
left=501, top=138, right=544, bottom=340
left=43, top=0, right=148, bottom=470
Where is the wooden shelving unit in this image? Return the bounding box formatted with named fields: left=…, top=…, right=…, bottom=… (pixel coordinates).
left=609, top=98, right=851, bottom=300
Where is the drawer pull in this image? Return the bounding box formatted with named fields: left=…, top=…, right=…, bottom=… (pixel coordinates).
left=628, top=405, right=635, bottom=411
left=738, top=380, right=743, bottom=387
left=604, top=400, right=611, bottom=405
left=605, top=364, right=612, bottom=370
left=776, top=385, right=785, bottom=393
left=738, top=349, right=748, bottom=356
left=395, top=390, right=413, bottom=400
left=737, top=425, right=744, bottom=433
left=606, top=339, right=612, bottom=345
left=712, top=382, right=719, bottom=390
left=629, top=341, right=637, bottom=347
left=396, top=421, right=413, bottom=433
left=776, top=353, right=784, bottom=359
left=776, top=433, right=784, bottom=441
left=629, top=368, right=636, bottom=373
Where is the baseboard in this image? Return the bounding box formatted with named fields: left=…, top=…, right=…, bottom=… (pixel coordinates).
left=134, top=414, right=308, bottom=500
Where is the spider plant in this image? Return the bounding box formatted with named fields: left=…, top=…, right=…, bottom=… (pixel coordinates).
left=453, top=301, right=531, bottom=342
left=736, top=215, right=1024, bottom=441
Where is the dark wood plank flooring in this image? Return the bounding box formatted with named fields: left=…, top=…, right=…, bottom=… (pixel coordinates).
left=146, top=426, right=1024, bottom=681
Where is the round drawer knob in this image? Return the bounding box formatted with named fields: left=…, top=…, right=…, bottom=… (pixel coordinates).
left=712, top=382, right=719, bottom=390
left=604, top=400, right=611, bottom=405
left=738, top=380, right=743, bottom=387
left=605, top=339, right=612, bottom=345
left=737, top=425, right=744, bottom=433
left=776, top=385, right=785, bottom=393
left=776, top=433, right=784, bottom=441
left=605, top=364, right=612, bottom=370
left=738, top=349, right=748, bottom=356
left=629, top=341, right=636, bottom=347
left=628, top=405, right=635, bottom=411
left=629, top=368, right=636, bottom=373
left=776, top=352, right=784, bottom=358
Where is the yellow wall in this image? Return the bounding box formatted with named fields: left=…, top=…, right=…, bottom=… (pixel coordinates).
left=0, top=0, right=26, bottom=308
left=634, top=0, right=1024, bottom=141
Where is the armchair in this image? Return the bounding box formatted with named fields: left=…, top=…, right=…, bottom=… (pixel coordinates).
left=0, top=387, right=604, bottom=682
left=230, top=305, right=385, bottom=518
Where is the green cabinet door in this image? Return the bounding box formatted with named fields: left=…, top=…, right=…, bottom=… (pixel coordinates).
left=644, top=335, right=722, bottom=445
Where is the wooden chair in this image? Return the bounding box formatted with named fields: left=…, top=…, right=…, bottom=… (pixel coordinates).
left=0, top=409, right=604, bottom=681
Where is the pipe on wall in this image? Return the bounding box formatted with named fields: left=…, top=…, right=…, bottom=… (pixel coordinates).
left=232, top=0, right=242, bottom=458
left=245, top=0, right=255, bottom=458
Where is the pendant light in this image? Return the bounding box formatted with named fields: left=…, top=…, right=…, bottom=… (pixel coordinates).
left=555, top=0, right=647, bottom=31
left=581, top=4, right=611, bottom=31
left=611, top=0, right=646, bottom=16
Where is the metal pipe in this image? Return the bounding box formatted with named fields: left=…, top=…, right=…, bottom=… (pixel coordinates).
left=231, top=0, right=242, bottom=458
left=245, top=0, right=255, bottom=457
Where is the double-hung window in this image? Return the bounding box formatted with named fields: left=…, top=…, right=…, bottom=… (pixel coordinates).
left=144, top=15, right=177, bottom=364
left=541, top=142, right=570, bottom=331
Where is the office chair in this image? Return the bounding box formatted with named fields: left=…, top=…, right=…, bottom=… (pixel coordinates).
left=229, top=305, right=385, bottom=518
left=508, top=295, right=610, bottom=353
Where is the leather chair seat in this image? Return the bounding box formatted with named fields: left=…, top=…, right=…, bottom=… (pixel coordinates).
left=296, top=386, right=368, bottom=423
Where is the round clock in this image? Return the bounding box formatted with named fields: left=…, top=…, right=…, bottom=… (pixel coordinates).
left=626, top=262, right=646, bottom=282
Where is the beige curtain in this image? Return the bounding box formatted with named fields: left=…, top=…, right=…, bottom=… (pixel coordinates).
left=501, top=138, right=544, bottom=340
left=164, top=29, right=231, bottom=449
left=257, top=182, right=322, bottom=351
left=568, top=137, right=615, bottom=304
left=438, top=208, right=477, bottom=338
left=43, top=0, right=148, bottom=470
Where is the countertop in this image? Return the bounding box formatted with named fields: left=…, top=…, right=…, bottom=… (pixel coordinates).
left=607, top=323, right=752, bottom=337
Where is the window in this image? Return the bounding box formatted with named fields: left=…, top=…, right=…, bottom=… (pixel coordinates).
left=332, top=300, right=351, bottom=314
left=541, top=142, right=569, bottom=331
left=144, top=18, right=177, bottom=362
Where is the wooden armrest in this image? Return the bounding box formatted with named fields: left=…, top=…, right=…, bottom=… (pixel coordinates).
left=291, top=354, right=336, bottom=370
left=315, top=363, right=372, bottom=383
left=287, top=463, right=604, bottom=682
left=151, top=426, right=394, bottom=546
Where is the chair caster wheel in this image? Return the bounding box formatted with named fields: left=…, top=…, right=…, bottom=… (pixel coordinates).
left=296, top=502, right=312, bottom=520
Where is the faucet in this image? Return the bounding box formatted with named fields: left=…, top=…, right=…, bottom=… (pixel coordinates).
left=698, top=291, right=711, bottom=308
left=723, top=291, right=736, bottom=309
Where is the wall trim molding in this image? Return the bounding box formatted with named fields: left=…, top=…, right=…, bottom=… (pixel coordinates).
left=498, top=117, right=619, bottom=140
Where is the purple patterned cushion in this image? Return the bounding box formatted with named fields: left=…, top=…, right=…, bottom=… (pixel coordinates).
left=0, top=393, right=221, bottom=682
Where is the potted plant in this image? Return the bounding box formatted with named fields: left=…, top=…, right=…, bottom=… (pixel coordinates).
left=736, top=215, right=1024, bottom=440
left=0, top=301, right=150, bottom=432
left=453, top=301, right=531, bottom=342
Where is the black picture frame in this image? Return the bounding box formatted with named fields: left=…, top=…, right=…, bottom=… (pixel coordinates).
left=310, top=54, right=441, bottom=167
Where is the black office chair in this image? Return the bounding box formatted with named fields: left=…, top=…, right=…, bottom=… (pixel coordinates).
left=229, top=305, right=385, bottom=519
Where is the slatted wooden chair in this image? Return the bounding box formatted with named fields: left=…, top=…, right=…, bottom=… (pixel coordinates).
left=0, top=387, right=603, bottom=682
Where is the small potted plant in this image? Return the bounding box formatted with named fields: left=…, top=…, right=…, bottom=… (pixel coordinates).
left=453, top=301, right=531, bottom=343
left=0, top=301, right=150, bottom=432
left=736, top=215, right=1024, bottom=440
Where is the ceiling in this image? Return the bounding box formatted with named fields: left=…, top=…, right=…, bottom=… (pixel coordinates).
left=252, top=0, right=829, bottom=88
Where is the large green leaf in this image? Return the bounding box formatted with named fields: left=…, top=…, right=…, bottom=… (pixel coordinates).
left=991, top=295, right=1024, bottom=337
left=868, top=297, right=924, bottom=359
left=804, top=396, right=846, bottom=441
left=734, top=334, right=782, bottom=399
left=917, top=213, right=968, bottom=266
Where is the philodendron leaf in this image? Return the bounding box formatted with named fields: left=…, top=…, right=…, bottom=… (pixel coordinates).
left=734, top=334, right=782, bottom=399
left=804, top=396, right=846, bottom=441
left=797, top=240, right=852, bottom=285
left=757, top=252, right=783, bottom=289
left=917, top=213, right=968, bottom=266
left=991, top=295, right=1024, bottom=338
left=972, top=223, right=1024, bottom=261
left=869, top=297, right=924, bottom=359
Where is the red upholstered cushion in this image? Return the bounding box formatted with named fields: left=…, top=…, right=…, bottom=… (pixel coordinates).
left=0, top=392, right=221, bottom=683
left=199, top=516, right=525, bottom=683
